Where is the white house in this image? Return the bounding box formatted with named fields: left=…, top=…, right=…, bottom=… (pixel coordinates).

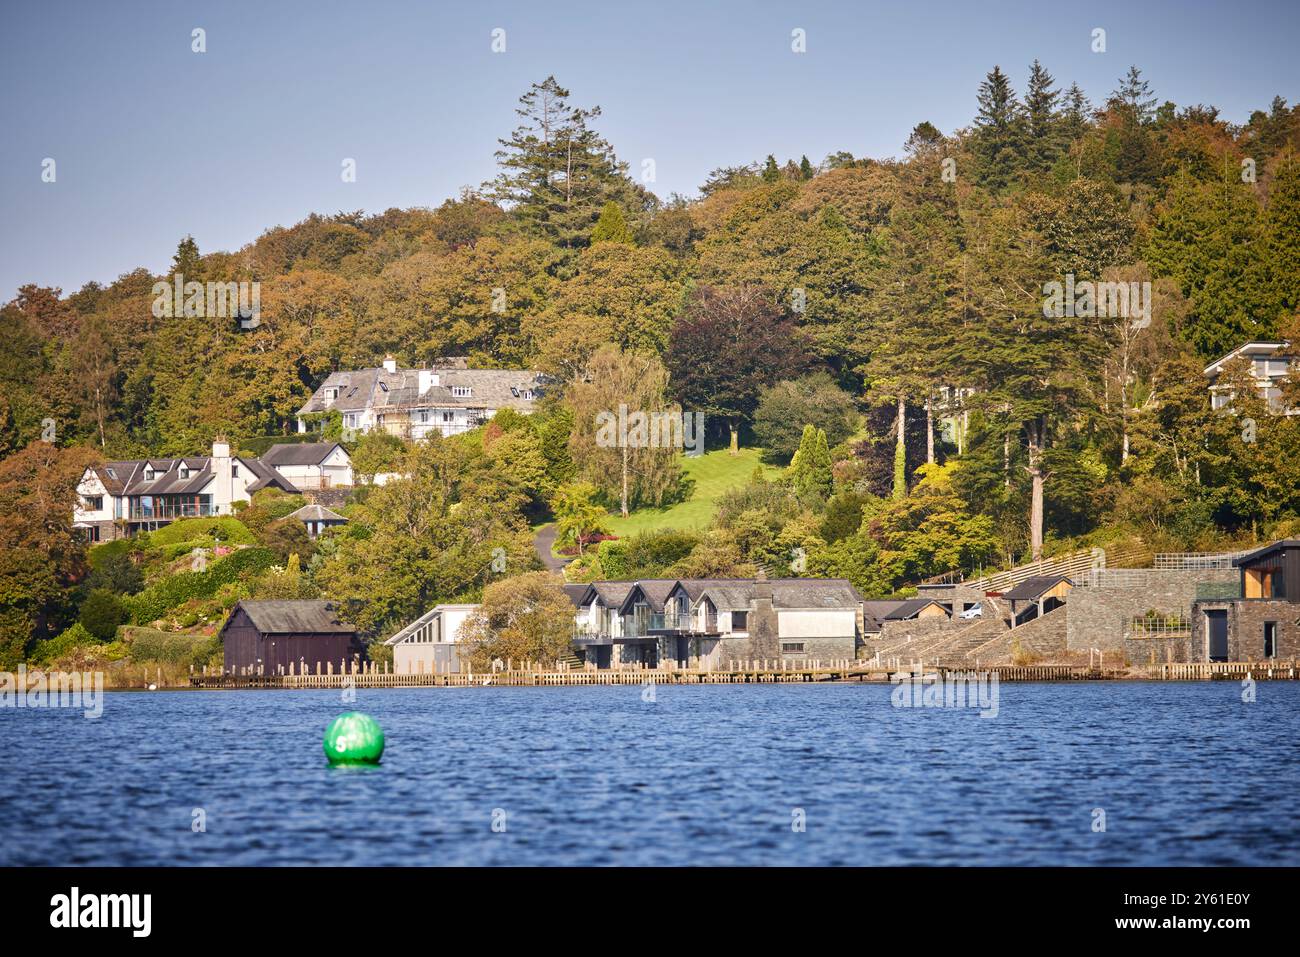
left=295, top=356, right=546, bottom=440
left=73, top=439, right=298, bottom=542
left=261, top=442, right=354, bottom=489
left=384, top=604, right=480, bottom=674
left=1204, top=341, right=1296, bottom=413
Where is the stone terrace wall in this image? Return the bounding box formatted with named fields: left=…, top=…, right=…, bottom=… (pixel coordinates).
left=1065, top=568, right=1236, bottom=652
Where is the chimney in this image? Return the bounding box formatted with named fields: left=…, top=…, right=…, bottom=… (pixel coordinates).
left=211, top=436, right=233, bottom=513
left=750, top=569, right=777, bottom=658
left=382, top=355, right=397, bottom=374
left=418, top=369, right=438, bottom=393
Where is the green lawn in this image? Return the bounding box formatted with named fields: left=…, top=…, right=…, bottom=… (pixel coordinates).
left=604, top=447, right=778, bottom=537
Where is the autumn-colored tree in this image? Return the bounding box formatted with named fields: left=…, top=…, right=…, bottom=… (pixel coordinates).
left=565, top=345, right=683, bottom=517
left=459, top=571, right=576, bottom=669
left=666, top=285, right=811, bottom=454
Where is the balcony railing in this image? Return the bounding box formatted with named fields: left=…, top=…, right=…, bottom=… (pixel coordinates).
left=647, top=612, right=720, bottom=633
left=129, top=502, right=217, bottom=520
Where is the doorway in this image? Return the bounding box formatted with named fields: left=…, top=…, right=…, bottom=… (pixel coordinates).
left=1206, top=610, right=1228, bottom=662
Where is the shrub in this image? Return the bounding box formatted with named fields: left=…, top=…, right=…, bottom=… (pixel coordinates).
left=79, top=589, right=130, bottom=641
left=126, top=627, right=215, bottom=666
left=754, top=372, right=860, bottom=462
left=596, top=529, right=700, bottom=579
left=88, top=537, right=137, bottom=568
left=85, top=551, right=145, bottom=595
left=125, top=547, right=278, bottom=624
left=148, top=517, right=256, bottom=548
left=29, top=622, right=99, bottom=664
left=260, top=518, right=315, bottom=564
left=239, top=490, right=306, bottom=535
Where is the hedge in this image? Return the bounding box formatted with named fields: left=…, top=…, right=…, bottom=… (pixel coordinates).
left=125, top=628, right=216, bottom=665
left=148, top=517, right=256, bottom=548
left=126, top=547, right=277, bottom=624
left=29, top=623, right=99, bottom=665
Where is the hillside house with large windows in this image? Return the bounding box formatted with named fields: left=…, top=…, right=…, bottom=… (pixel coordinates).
left=72, top=439, right=298, bottom=542
left=295, top=355, right=546, bottom=440
left=1204, top=341, right=1296, bottom=413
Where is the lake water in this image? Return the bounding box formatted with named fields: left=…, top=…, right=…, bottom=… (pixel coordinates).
left=2, top=682, right=1297, bottom=866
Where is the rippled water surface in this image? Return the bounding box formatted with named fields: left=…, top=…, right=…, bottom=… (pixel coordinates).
left=2, top=682, right=1297, bottom=865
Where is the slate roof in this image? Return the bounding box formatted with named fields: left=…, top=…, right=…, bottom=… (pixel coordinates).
left=618, top=579, right=681, bottom=614
left=263, top=443, right=345, bottom=467
left=289, top=504, right=347, bottom=523
left=227, top=600, right=356, bottom=635
left=883, top=598, right=949, bottom=621
left=578, top=581, right=635, bottom=607
left=670, top=579, right=740, bottom=603
left=1000, top=575, right=1074, bottom=601
left=88, top=455, right=296, bottom=497
left=562, top=584, right=590, bottom=608
left=296, top=366, right=546, bottom=417
left=694, top=579, right=864, bottom=612
left=862, top=599, right=909, bottom=631
left=241, top=458, right=300, bottom=493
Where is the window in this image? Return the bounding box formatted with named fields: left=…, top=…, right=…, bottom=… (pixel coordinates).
left=451, top=385, right=472, bottom=398
left=179, top=467, right=189, bottom=478
left=1264, top=622, right=1278, bottom=658
left=144, top=468, right=154, bottom=481
left=83, top=495, right=103, bottom=511
left=732, top=611, right=748, bottom=631
left=521, top=390, right=533, bottom=400
left=781, top=641, right=805, bottom=654
left=442, top=411, right=454, bottom=422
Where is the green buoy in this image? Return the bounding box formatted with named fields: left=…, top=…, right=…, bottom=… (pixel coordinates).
left=323, top=712, right=385, bottom=766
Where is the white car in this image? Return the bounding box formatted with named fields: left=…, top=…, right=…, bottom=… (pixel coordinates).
left=958, top=603, right=984, bottom=619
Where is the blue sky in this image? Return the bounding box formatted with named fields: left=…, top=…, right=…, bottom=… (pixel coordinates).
left=1, top=0, right=1297, bottom=300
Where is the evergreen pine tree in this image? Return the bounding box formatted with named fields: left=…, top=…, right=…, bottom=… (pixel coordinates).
left=762, top=155, right=780, bottom=183
left=1112, top=65, right=1158, bottom=123
left=972, top=66, right=1025, bottom=191
left=590, top=201, right=634, bottom=244
left=171, top=235, right=203, bottom=280
left=1023, top=59, right=1062, bottom=174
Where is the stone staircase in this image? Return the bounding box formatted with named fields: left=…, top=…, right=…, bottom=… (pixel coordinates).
left=964, top=604, right=1068, bottom=665
left=863, top=599, right=1012, bottom=667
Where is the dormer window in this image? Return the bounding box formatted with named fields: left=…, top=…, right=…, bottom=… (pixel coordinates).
left=521, top=390, right=533, bottom=400
left=179, top=467, right=189, bottom=478
left=451, top=386, right=472, bottom=398
left=144, top=468, right=155, bottom=481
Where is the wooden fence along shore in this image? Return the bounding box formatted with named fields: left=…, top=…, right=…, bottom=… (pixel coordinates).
left=177, top=657, right=1300, bottom=689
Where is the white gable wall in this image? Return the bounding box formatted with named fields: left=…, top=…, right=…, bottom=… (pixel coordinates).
left=778, top=609, right=857, bottom=638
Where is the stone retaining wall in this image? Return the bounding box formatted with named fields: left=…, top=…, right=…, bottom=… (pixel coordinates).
left=1064, top=568, right=1236, bottom=652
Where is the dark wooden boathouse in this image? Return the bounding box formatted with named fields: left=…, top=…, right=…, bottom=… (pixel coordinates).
left=220, top=600, right=363, bottom=674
